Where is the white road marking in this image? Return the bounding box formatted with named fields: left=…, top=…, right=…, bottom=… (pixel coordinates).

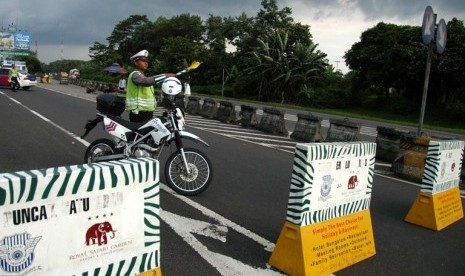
left=160, top=184, right=276, bottom=252
left=1, top=91, right=89, bottom=147
left=2, top=89, right=288, bottom=274
left=161, top=209, right=284, bottom=275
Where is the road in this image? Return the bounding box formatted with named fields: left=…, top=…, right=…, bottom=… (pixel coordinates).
left=1, top=83, right=464, bottom=276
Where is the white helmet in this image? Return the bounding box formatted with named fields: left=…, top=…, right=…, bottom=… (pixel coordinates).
left=130, top=49, right=148, bottom=61
left=162, top=77, right=182, bottom=96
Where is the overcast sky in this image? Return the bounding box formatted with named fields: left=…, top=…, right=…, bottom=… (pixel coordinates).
left=1, top=0, right=464, bottom=73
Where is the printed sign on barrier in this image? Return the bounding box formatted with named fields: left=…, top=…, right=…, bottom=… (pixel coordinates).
left=269, top=142, right=376, bottom=276
left=0, top=158, right=161, bottom=276
left=405, top=140, right=465, bottom=230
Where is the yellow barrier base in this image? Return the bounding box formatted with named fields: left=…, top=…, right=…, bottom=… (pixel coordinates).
left=269, top=209, right=376, bottom=276
left=136, top=267, right=162, bottom=276
left=405, top=187, right=464, bottom=231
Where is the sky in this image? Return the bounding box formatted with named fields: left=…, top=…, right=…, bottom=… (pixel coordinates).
left=1, top=0, right=464, bottom=73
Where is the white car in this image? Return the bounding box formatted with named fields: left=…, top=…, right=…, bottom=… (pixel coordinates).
left=5, top=68, right=38, bottom=90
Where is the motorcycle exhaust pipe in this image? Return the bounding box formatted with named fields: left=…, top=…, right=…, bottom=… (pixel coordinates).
left=135, top=144, right=158, bottom=152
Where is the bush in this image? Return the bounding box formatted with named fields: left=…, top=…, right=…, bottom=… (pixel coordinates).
left=446, top=102, right=465, bottom=120
left=386, top=95, right=415, bottom=115
left=310, top=87, right=351, bottom=108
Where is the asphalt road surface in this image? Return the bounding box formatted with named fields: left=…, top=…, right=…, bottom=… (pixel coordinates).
left=1, top=83, right=464, bottom=276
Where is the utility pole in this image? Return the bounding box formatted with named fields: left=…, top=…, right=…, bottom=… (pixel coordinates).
left=61, top=39, right=64, bottom=61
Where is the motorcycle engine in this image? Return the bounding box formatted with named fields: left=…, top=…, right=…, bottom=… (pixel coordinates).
left=133, top=143, right=157, bottom=158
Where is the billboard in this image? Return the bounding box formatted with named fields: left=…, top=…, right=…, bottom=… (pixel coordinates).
left=15, top=32, right=31, bottom=50
left=0, top=31, right=30, bottom=51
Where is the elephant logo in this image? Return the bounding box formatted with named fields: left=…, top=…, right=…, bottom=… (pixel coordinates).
left=348, top=175, right=358, bottom=189
left=85, top=221, right=116, bottom=246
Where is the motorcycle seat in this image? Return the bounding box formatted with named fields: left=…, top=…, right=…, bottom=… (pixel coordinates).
left=108, top=115, right=148, bottom=131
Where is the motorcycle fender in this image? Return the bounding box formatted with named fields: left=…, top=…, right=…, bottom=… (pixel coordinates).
left=169, top=131, right=210, bottom=147
left=103, top=117, right=131, bottom=142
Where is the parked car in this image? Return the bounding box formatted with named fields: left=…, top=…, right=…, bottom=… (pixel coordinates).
left=0, top=68, right=10, bottom=88
left=0, top=68, right=37, bottom=90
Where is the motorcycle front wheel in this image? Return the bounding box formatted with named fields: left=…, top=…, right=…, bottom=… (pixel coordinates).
left=165, top=147, right=213, bottom=196
left=84, top=138, right=119, bottom=164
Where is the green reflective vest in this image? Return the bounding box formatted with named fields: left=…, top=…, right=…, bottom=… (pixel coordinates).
left=126, top=71, right=156, bottom=111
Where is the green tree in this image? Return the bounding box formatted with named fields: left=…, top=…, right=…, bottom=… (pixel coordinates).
left=246, top=31, right=327, bottom=104
left=22, top=53, right=41, bottom=73
left=345, top=22, right=425, bottom=107
left=88, top=42, right=117, bottom=65
left=46, top=60, right=86, bottom=74
left=106, top=15, right=150, bottom=63
left=435, top=18, right=465, bottom=106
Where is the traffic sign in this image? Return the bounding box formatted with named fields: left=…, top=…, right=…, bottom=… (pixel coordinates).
left=422, top=6, right=436, bottom=45
left=436, top=18, right=447, bottom=54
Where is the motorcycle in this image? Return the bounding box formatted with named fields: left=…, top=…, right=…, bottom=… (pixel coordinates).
left=81, top=62, right=213, bottom=196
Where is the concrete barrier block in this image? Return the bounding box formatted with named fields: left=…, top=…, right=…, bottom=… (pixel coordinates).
left=290, top=113, right=323, bottom=142
left=391, top=134, right=431, bottom=182
left=214, top=101, right=237, bottom=123
left=199, top=98, right=217, bottom=119
left=174, top=95, right=185, bottom=110
left=186, top=96, right=201, bottom=115
left=257, top=107, right=288, bottom=136
left=239, top=105, right=258, bottom=128
left=325, top=118, right=361, bottom=142
left=375, top=126, right=411, bottom=162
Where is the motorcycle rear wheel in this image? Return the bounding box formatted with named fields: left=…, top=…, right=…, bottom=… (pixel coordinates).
left=84, top=138, right=118, bottom=164
left=165, top=147, right=213, bottom=196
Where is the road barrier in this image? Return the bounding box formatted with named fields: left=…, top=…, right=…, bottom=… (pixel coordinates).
left=325, top=118, right=361, bottom=142
left=214, top=101, right=237, bottom=123
left=269, top=142, right=377, bottom=275
left=174, top=95, right=185, bottom=110
left=405, top=140, right=464, bottom=231
left=375, top=126, right=411, bottom=163
left=462, top=151, right=465, bottom=186
left=186, top=96, right=201, bottom=115
left=239, top=105, right=258, bottom=128
left=0, top=158, right=162, bottom=275
left=199, top=98, right=217, bottom=119
left=391, top=134, right=431, bottom=183
left=257, top=107, right=288, bottom=136
left=290, top=113, right=323, bottom=142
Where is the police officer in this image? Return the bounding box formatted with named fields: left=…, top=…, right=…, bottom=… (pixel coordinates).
left=126, top=50, right=176, bottom=122
left=10, top=64, right=19, bottom=92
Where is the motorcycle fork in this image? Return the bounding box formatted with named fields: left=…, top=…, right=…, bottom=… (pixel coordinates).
left=174, top=131, right=191, bottom=174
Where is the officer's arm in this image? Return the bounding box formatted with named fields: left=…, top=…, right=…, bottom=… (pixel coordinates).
left=131, top=71, right=156, bottom=86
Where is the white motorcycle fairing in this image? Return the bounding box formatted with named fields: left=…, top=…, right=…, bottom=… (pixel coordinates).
left=168, top=131, right=210, bottom=147
left=103, top=117, right=131, bottom=142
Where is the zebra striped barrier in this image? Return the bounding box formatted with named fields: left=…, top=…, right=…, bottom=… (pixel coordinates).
left=269, top=142, right=377, bottom=276
left=405, top=140, right=465, bottom=231
left=0, top=158, right=161, bottom=276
